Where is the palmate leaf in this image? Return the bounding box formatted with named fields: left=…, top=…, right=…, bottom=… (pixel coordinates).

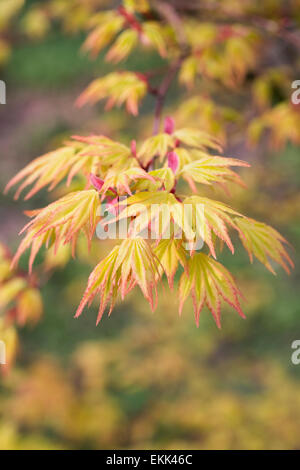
left=131, top=168, right=175, bottom=193
left=179, top=253, right=245, bottom=328
left=75, top=238, right=161, bottom=324
left=73, top=135, right=132, bottom=170
left=138, top=133, right=174, bottom=165
left=13, top=190, right=100, bottom=272
left=137, top=128, right=225, bottom=166
left=76, top=72, right=147, bottom=115
left=100, top=165, right=155, bottom=195
left=153, top=239, right=187, bottom=288
left=248, top=103, right=300, bottom=149
left=4, top=135, right=132, bottom=200
left=183, top=195, right=242, bottom=257
left=84, top=9, right=166, bottom=61
left=115, top=191, right=243, bottom=253
left=173, top=128, right=223, bottom=153
left=235, top=218, right=294, bottom=274
left=106, top=28, right=138, bottom=63
left=150, top=168, right=175, bottom=192
left=83, top=11, right=125, bottom=57
left=4, top=144, right=96, bottom=200
left=142, top=21, right=167, bottom=57
left=116, top=191, right=197, bottom=241
left=224, top=34, right=258, bottom=86
left=179, top=153, right=249, bottom=191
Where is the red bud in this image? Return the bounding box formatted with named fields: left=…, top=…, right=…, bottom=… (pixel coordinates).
left=90, top=174, right=104, bottom=191
left=164, top=116, right=175, bottom=135
left=167, top=151, right=179, bottom=174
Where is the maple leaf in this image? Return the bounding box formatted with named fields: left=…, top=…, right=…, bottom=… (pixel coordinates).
left=224, top=34, right=258, bottom=86
left=116, top=191, right=196, bottom=242
left=179, top=153, right=249, bottom=191
left=73, top=135, right=132, bottom=171
left=75, top=238, right=161, bottom=324
left=100, top=166, right=155, bottom=195
left=130, top=168, right=174, bottom=193
left=173, top=128, right=223, bottom=153
left=248, top=103, right=300, bottom=149
left=153, top=239, right=187, bottom=288
left=150, top=168, right=175, bottom=192
left=235, top=217, right=294, bottom=274
left=106, top=29, right=138, bottom=63
left=183, top=196, right=242, bottom=257
left=4, top=144, right=98, bottom=200
left=138, top=133, right=174, bottom=165
left=76, top=72, right=147, bottom=115
left=13, top=190, right=100, bottom=272
left=179, top=253, right=245, bottom=328
left=71, top=135, right=139, bottom=185
left=142, top=22, right=167, bottom=57
left=83, top=11, right=125, bottom=57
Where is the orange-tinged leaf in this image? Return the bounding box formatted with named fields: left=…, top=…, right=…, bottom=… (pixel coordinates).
left=179, top=153, right=249, bottom=190
left=235, top=217, right=294, bottom=274
left=75, top=238, right=161, bottom=323
left=13, top=190, right=100, bottom=272
left=101, top=166, right=155, bottom=196
left=138, top=133, right=174, bottom=165
left=183, top=195, right=241, bottom=257
left=106, top=28, right=138, bottom=63
left=116, top=191, right=196, bottom=241
left=173, top=128, right=223, bottom=153
left=4, top=145, right=81, bottom=200
left=76, top=72, right=147, bottom=116
left=179, top=253, right=245, bottom=327
left=83, top=11, right=125, bottom=56
left=153, top=239, right=187, bottom=288
left=142, top=21, right=167, bottom=57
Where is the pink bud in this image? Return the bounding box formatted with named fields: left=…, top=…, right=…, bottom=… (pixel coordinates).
left=90, top=173, right=104, bottom=191
left=164, top=116, right=175, bottom=134
left=167, top=151, right=179, bottom=174
left=131, top=139, right=137, bottom=156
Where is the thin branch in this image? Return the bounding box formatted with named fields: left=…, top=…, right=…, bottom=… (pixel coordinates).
left=154, top=0, right=300, bottom=50
left=151, top=1, right=190, bottom=136
left=152, top=55, right=185, bottom=135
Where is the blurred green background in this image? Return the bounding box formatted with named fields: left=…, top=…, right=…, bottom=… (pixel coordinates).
left=0, top=1, right=300, bottom=450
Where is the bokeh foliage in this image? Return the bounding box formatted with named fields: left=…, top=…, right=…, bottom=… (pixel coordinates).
left=0, top=0, right=299, bottom=450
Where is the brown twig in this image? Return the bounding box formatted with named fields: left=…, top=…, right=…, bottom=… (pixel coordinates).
left=151, top=2, right=190, bottom=135
left=152, top=54, right=186, bottom=135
